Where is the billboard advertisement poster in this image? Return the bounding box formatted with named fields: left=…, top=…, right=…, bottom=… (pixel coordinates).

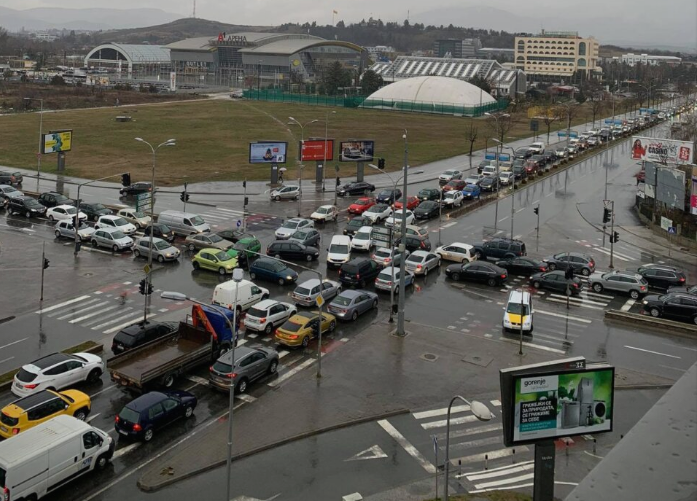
left=691, top=166, right=697, bottom=216
left=249, top=142, right=287, bottom=164
left=339, top=140, right=374, bottom=162
left=42, top=130, right=72, bottom=154
left=630, top=136, right=694, bottom=164
left=300, top=139, right=334, bottom=162
left=511, top=367, right=614, bottom=445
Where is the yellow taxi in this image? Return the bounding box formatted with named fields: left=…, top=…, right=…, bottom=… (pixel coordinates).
left=274, top=311, right=337, bottom=348
left=0, top=389, right=91, bottom=438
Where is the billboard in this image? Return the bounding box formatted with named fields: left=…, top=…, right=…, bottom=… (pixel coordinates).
left=644, top=162, right=687, bottom=209
left=249, top=141, right=287, bottom=164
left=300, top=139, right=334, bottom=162
left=631, top=136, right=694, bottom=165
left=691, top=166, right=697, bottom=216
left=42, top=130, right=72, bottom=154
left=339, top=140, right=374, bottom=162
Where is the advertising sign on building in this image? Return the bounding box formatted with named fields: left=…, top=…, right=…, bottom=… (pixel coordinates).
left=339, top=140, right=374, bottom=162
left=300, top=139, right=334, bottom=162
left=249, top=142, right=287, bottom=164
left=631, top=136, right=694, bottom=164
left=41, top=130, right=73, bottom=154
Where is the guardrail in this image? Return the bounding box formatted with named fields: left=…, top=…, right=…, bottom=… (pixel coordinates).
left=605, top=309, right=697, bottom=338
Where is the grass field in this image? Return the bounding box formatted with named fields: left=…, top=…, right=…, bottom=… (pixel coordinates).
left=0, top=98, right=620, bottom=186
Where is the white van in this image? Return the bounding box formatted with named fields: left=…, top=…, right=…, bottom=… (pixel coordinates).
left=502, top=290, right=533, bottom=333
left=212, top=279, right=269, bottom=313
left=157, top=210, right=211, bottom=236
left=0, top=415, right=113, bottom=500
left=327, top=235, right=351, bottom=268
left=528, top=142, right=545, bottom=154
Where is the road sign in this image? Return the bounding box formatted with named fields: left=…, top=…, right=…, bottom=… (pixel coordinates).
left=315, top=295, right=325, bottom=307
left=530, top=120, right=539, bottom=132
left=236, top=220, right=242, bottom=227
left=136, top=192, right=150, bottom=201
left=668, top=226, right=677, bottom=234
left=660, top=216, right=673, bottom=231
left=143, top=264, right=151, bottom=275
left=432, top=436, right=438, bottom=455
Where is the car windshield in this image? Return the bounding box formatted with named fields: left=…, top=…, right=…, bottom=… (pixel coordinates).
left=282, top=321, right=304, bottom=333
left=78, top=222, right=90, bottom=230
left=65, top=207, right=77, bottom=214
left=444, top=171, right=455, bottom=175
left=375, top=249, right=391, bottom=258
left=190, top=216, right=205, bottom=225
left=330, top=244, right=349, bottom=254
left=356, top=200, right=368, bottom=205
left=354, top=232, right=370, bottom=241
left=507, top=303, right=530, bottom=315
left=154, top=241, right=170, bottom=251
left=3, top=186, right=17, bottom=193
left=133, top=211, right=147, bottom=218
left=317, top=207, right=329, bottom=214
left=158, top=224, right=171, bottom=233
left=464, top=186, right=476, bottom=192
left=212, top=360, right=232, bottom=374
left=295, top=287, right=312, bottom=296
left=209, top=234, right=224, bottom=243
left=112, top=231, right=127, bottom=239
left=367, top=205, right=384, bottom=212
left=445, top=192, right=457, bottom=198
left=378, top=191, right=391, bottom=197
left=16, top=368, right=37, bottom=382
left=214, top=251, right=229, bottom=261
left=293, top=230, right=309, bottom=239
left=282, top=221, right=299, bottom=229
left=333, top=296, right=352, bottom=306
left=114, top=218, right=129, bottom=226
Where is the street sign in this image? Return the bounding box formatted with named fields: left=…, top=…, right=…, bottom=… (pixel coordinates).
left=315, top=295, right=325, bottom=307
left=432, top=436, right=438, bottom=455
left=668, top=226, right=677, bottom=234
left=660, top=216, right=673, bottom=231
left=236, top=220, right=242, bottom=227
left=143, top=264, right=151, bottom=275
left=136, top=192, right=150, bottom=200
left=530, top=120, right=539, bottom=132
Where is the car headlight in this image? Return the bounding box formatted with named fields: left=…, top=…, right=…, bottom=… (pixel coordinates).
left=642, top=300, right=648, bottom=305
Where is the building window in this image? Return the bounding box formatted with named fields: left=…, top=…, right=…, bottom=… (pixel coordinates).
left=517, top=41, right=525, bottom=51
left=579, top=42, right=586, bottom=56
left=578, top=58, right=586, bottom=67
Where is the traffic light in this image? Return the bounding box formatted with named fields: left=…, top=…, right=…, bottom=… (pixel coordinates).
left=244, top=197, right=249, bottom=206
left=565, top=266, right=574, bottom=280
left=378, top=158, right=386, bottom=170
left=533, top=206, right=539, bottom=215
left=121, top=173, right=131, bottom=187
left=138, top=279, right=146, bottom=295
left=336, top=177, right=341, bottom=187
left=611, top=231, right=620, bottom=243
left=243, top=180, right=247, bottom=189
left=602, top=208, right=611, bottom=224
left=147, top=282, right=154, bottom=295
left=180, top=191, right=190, bottom=203
left=43, top=258, right=49, bottom=270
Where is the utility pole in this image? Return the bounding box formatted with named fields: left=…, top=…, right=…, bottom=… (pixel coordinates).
left=40, top=241, right=46, bottom=303
left=519, top=286, right=525, bottom=356
left=242, top=179, right=247, bottom=232
left=609, top=200, right=615, bottom=269
left=397, top=130, right=409, bottom=336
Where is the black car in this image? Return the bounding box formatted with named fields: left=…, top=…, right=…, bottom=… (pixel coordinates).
left=480, top=176, right=499, bottom=192
left=543, top=252, right=596, bottom=277
left=413, top=201, right=440, bottom=220
left=472, top=238, right=527, bottom=260
left=495, top=257, right=549, bottom=275
left=530, top=270, right=582, bottom=296
left=338, top=258, right=380, bottom=288
left=216, top=228, right=249, bottom=243
left=396, top=235, right=432, bottom=252
left=337, top=182, right=375, bottom=197
left=417, top=188, right=440, bottom=202
left=512, top=164, right=528, bottom=183
left=8, top=196, right=47, bottom=217
left=530, top=154, right=547, bottom=168
left=80, top=202, right=113, bottom=221
left=38, top=191, right=74, bottom=208
left=633, top=264, right=687, bottom=290
left=514, top=147, right=532, bottom=159
left=376, top=188, right=402, bottom=204
left=667, top=284, right=697, bottom=296
left=144, top=223, right=176, bottom=243
left=542, top=152, right=557, bottom=166
left=266, top=241, right=319, bottom=262
left=120, top=182, right=153, bottom=196
left=642, top=293, right=697, bottom=324
left=344, top=216, right=370, bottom=236
left=114, top=390, right=197, bottom=442
left=111, top=321, right=178, bottom=355
left=0, top=171, right=23, bottom=185
left=445, top=261, right=508, bottom=286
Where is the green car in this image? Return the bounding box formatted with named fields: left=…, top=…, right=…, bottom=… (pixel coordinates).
left=192, top=248, right=239, bottom=275
left=226, top=236, right=261, bottom=267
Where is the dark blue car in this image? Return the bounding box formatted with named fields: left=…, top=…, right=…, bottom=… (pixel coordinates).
left=249, top=257, right=299, bottom=285
left=114, top=390, right=197, bottom=442
left=462, top=184, right=481, bottom=200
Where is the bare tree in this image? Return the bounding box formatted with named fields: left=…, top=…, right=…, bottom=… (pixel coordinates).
left=586, top=92, right=606, bottom=129
left=486, top=112, right=515, bottom=143
left=465, top=121, right=478, bottom=156
left=542, top=105, right=560, bottom=143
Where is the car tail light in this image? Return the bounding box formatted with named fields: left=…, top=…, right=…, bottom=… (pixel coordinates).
left=540, top=267, right=547, bottom=271
left=289, top=335, right=299, bottom=340
left=679, top=277, right=686, bottom=282
left=115, top=415, right=120, bottom=423
left=226, top=372, right=237, bottom=379
left=11, top=428, right=19, bottom=435
left=339, top=309, right=347, bottom=314
left=574, top=283, right=579, bottom=288
left=501, top=274, right=506, bottom=279
left=385, top=257, right=391, bottom=263
left=4, top=486, right=9, bottom=501
left=416, top=265, right=422, bottom=270
left=133, top=423, right=142, bottom=432
left=356, top=273, right=360, bottom=279
left=640, top=286, right=646, bottom=291
left=23, top=384, right=38, bottom=390
left=420, top=241, right=426, bottom=249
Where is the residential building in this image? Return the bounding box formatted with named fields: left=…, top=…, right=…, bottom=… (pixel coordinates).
left=619, top=53, right=682, bottom=66
left=514, top=30, right=601, bottom=77
left=434, top=38, right=482, bottom=59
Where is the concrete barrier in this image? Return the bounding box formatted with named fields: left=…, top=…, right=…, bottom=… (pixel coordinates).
left=605, top=309, right=697, bottom=338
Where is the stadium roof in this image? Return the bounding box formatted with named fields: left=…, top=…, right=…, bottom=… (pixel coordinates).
left=239, top=39, right=363, bottom=56
left=85, top=43, right=170, bottom=64
left=365, top=76, right=497, bottom=107
left=166, top=37, right=214, bottom=51
left=370, top=56, right=497, bottom=81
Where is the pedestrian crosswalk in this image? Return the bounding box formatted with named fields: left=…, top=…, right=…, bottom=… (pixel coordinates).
left=198, top=207, right=279, bottom=230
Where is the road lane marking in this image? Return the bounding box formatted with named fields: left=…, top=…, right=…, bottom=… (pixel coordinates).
left=440, top=435, right=502, bottom=452
left=499, top=338, right=566, bottom=354
left=52, top=298, right=104, bottom=318
left=412, top=404, right=471, bottom=420
left=0, top=357, right=15, bottom=365
left=69, top=304, right=121, bottom=323
left=83, top=307, right=133, bottom=326
left=545, top=297, right=603, bottom=310
left=421, top=414, right=481, bottom=430
left=278, top=350, right=290, bottom=359
left=267, top=357, right=316, bottom=388
left=433, top=423, right=502, bottom=442
left=624, top=345, right=681, bottom=359
left=86, top=413, right=101, bottom=423
left=89, top=385, right=117, bottom=397
left=186, top=375, right=209, bottom=386
left=377, top=419, right=436, bottom=474
left=474, top=473, right=535, bottom=490
left=658, top=365, right=685, bottom=372
left=548, top=294, right=608, bottom=306
left=100, top=313, right=158, bottom=333
left=113, top=442, right=141, bottom=459
left=592, top=247, right=630, bottom=261
left=449, top=446, right=526, bottom=466
left=35, top=295, right=91, bottom=314
left=464, top=460, right=534, bottom=480
left=535, top=308, right=592, bottom=324
left=0, top=338, right=28, bottom=351
left=620, top=299, right=635, bottom=312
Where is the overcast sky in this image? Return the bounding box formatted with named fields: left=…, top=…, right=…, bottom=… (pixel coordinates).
left=4, top=0, right=697, bottom=48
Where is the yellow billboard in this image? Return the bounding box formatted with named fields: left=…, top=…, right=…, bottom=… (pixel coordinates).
left=42, top=130, right=72, bottom=154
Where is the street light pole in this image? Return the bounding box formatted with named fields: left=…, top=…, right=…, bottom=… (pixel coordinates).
left=288, top=117, right=318, bottom=217
left=485, top=112, right=510, bottom=234
left=322, top=110, right=336, bottom=193
left=24, top=97, right=44, bottom=178
left=397, top=130, right=409, bottom=336
left=493, top=140, right=516, bottom=239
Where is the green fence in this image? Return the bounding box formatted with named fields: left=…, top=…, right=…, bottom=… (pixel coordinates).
left=243, top=89, right=508, bottom=117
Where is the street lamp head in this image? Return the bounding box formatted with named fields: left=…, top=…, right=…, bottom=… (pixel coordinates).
left=161, top=291, right=187, bottom=301
left=233, top=268, right=244, bottom=282
left=492, top=138, right=502, bottom=144
left=135, top=137, right=144, bottom=142
left=470, top=400, right=493, bottom=421
left=288, top=116, right=296, bottom=122
left=166, top=138, right=176, bottom=143
left=368, top=163, right=379, bottom=170
left=484, top=112, right=492, bottom=116
left=310, top=119, right=319, bottom=124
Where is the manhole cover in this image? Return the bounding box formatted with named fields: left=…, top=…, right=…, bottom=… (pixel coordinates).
left=421, top=353, right=438, bottom=362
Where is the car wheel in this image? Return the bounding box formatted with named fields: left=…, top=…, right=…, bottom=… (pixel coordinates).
left=693, top=315, right=697, bottom=326
left=629, top=290, right=640, bottom=299
left=193, top=261, right=200, bottom=270
left=351, top=310, right=358, bottom=321
left=423, top=267, right=429, bottom=276
left=452, top=273, right=460, bottom=281
left=188, top=243, right=196, bottom=251
left=25, top=210, right=31, bottom=218
left=74, top=408, right=89, bottom=421
left=134, top=249, right=142, bottom=258
left=274, top=196, right=281, bottom=201
left=592, top=283, right=603, bottom=293
left=143, top=428, right=154, bottom=442
left=268, top=360, right=278, bottom=374
left=372, top=299, right=378, bottom=309
left=86, top=369, right=102, bottom=383
left=112, top=244, right=119, bottom=252
left=294, top=195, right=299, bottom=200
left=218, top=267, right=227, bottom=275
left=487, top=278, right=497, bottom=287
left=91, top=240, right=98, bottom=247
left=157, top=255, right=165, bottom=263
left=48, top=215, right=54, bottom=221
left=533, top=280, right=541, bottom=289
left=183, top=406, right=194, bottom=418
left=54, top=229, right=61, bottom=238
left=649, top=307, right=660, bottom=317
left=329, top=320, right=336, bottom=332
left=162, top=373, right=175, bottom=388
left=264, top=322, right=274, bottom=335
left=250, top=272, right=256, bottom=279
left=306, top=254, right=313, bottom=262
left=548, top=263, right=557, bottom=271
left=278, top=278, right=285, bottom=285
left=274, top=254, right=281, bottom=260
left=96, top=453, right=109, bottom=469
left=301, top=336, right=310, bottom=348
left=474, top=251, right=482, bottom=259
left=580, top=268, right=590, bottom=277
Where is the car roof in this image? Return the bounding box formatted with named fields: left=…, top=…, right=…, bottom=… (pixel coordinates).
left=357, top=226, right=373, bottom=232
left=28, top=353, right=71, bottom=370
left=9, top=390, right=61, bottom=411
left=410, top=250, right=430, bottom=257
left=337, top=289, right=362, bottom=299
left=126, top=391, right=169, bottom=411
left=138, top=237, right=165, bottom=245
left=298, top=278, right=321, bottom=288
left=252, top=299, right=280, bottom=310
left=217, top=345, right=256, bottom=363
left=508, top=290, right=531, bottom=303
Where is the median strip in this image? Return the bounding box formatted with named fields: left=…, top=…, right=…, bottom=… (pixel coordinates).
left=605, top=309, right=697, bottom=338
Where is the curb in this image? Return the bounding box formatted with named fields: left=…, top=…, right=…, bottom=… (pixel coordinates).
left=615, top=384, right=674, bottom=390
left=137, top=407, right=410, bottom=492
left=604, top=309, right=697, bottom=338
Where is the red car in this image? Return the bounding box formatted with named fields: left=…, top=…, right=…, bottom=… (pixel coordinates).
left=348, top=197, right=376, bottom=214
left=443, top=179, right=466, bottom=192
left=394, top=196, right=420, bottom=210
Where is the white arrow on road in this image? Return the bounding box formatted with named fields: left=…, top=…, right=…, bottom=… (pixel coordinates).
left=345, top=444, right=388, bottom=461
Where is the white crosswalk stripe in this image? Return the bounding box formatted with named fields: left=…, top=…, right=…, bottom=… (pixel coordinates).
left=593, top=246, right=630, bottom=261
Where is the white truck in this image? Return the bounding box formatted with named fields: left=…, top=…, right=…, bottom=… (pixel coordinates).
left=0, top=415, right=114, bottom=500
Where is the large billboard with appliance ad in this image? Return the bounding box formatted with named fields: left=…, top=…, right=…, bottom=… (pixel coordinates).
left=300, top=139, right=334, bottom=162
left=249, top=141, right=287, bottom=164
left=41, top=130, right=73, bottom=154
left=631, top=136, right=694, bottom=165
left=339, top=140, right=374, bottom=162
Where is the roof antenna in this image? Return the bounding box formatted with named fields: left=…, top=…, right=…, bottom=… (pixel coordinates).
left=193, top=0, right=196, bottom=18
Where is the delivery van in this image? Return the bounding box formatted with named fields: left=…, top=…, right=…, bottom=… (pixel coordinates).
left=0, top=415, right=114, bottom=500
left=212, top=279, right=269, bottom=313
left=502, top=290, right=533, bottom=333
left=157, top=210, right=211, bottom=236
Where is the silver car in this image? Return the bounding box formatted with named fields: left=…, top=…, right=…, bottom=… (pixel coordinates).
left=91, top=228, right=133, bottom=252
left=54, top=219, right=95, bottom=241
left=589, top=271, right=649, bottom=299
left=291, top=279, right=342, bottom=307
left=372, top=247, right=410, bottom=268
left=270, top=185, right=301, bottom=201
left=185, top=233, right=233, bottom=252
left=405, top=250, right=441, bottom=276
left=0, top=185, right=24, bottom=202
left=328, top=290, right=378, bottom=321
left=208, top=346, right=279, bottom=394
left=133, top=237, right=180, bottom=262
left=275, top=218, right=314, bottom=240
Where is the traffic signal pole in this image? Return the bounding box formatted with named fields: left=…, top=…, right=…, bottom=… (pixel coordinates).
left=40, top=241, right=46, bottom=304
left=609, top=200, right=615, bottom=269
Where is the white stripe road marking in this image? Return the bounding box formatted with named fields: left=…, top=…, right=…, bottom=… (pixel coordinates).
left=475, top=473, right=536, bottom=490
left=412, top=404, right=471, bottom=420
left=499, top=338, right=566, bottom=354
left=69, top=304, right=121, bottom=324
left=0, top=338, right=28, bottom=351
left=421, top=414, right=481, bottom=430
left=593, top=247, right=630, bottom=261
left=534, top=309, right=592, bottom=323
left=620, top=299, right=636, bottom=312
left=464, top=460, right=534, bottom=480
left=378, top=419, right=436, bottom=474
left=490, top=399, right=501, bottom=407
left=545, top=298, right=603, bottom=310
left=35, top=295, right=91, bottom=314
left=215, top=208, right=245, bottom=215
left=102, top=313, right=158, bottom=334
left=236, top=394, right=257, bottom=403
left=580, top=290, right=615, bottom=300
left=86, top=413, right=101, bottom=423
left=0, top=357, right=15, bottom=366
left=113, top=442, right=141, bottom=460
left=278, top=350, right=290, bottom=359
left=57, top=300, right=109, bottom=320
left=549, top=294, right=608, bottom=306
left=267, top=357, right=316, bottom=388
left=449, top=446, right=528, bottom=465
left=186, top=375, right=209, bottom=385
left=434, top=423, right=502, bottom=441
left=532, top=332, right=576, bottom=343
left=82, top=307, right=133, bottom=326
left=440, top=435, right=502, bottom=451
left=624, top=345, right=681, bottom=359
left=440, top=221, right=457, bottom=229
left=52, top=298, right=103, bottom=318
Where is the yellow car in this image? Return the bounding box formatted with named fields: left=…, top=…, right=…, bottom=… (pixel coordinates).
left=0, top=389, right=91, bottom=438
left=192, top=248, right=238, bottom=275
left=275, top=311, right=337, bottom=348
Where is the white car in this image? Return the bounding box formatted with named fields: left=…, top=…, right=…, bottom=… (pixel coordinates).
left=351, top=226, right=374, bottom=251
left=95, top=215, right=137, bottom=236
left=12, top=352, right=104, bottom=397
left=327, top=235, right=352, bottom=268
left=46, top=204, right=87, bottom=222
left=363, top=203, right=392, bottom=224
left=244, top=299, right=297, bottom=334
left=310, top=205, right=339, bottom=223
left=275, top=218, right=314, bottom=239
left=385, top=209, right=414, bottom=228
left=54, top=219, right=95, bottom=241
left=435, top=242, right=476, bottom=263
left=439, top=169, right=462, bottom=184
left=117, top=208, right=151, bottom=229
left=499, top=172, right=515, bottom=186
left=442, top=190, right=464, bottom=208
left=270, top=185, right=301, bottom=201
left=464, top=174, right=484, bottom=186
left=481, top=165, right=498, bottom=177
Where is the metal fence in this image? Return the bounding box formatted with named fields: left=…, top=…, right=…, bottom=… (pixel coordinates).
left=243, top=89, right=364, bottom=108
